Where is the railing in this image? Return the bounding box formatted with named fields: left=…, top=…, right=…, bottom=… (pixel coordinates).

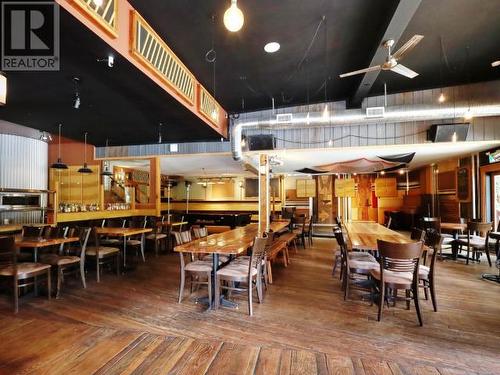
left=130, top=11, right=195, bottom=105
left=198, top=85, right=220, bottom=126
left=72, top=0, right=117, bottom=37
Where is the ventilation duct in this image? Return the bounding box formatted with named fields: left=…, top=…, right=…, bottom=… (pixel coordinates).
left=231, top=103, right=500, bottom=160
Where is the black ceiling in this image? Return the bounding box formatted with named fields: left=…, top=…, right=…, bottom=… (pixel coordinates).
left=1, top=0, right=500, bottom=146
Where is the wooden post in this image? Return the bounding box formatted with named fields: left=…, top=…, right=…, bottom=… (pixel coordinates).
left=258, top=154, right=270, bottom=236
left=150, top=157, right=161, bottom=216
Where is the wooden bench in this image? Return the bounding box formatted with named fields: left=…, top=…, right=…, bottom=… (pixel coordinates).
left=265, top=239, right=290, bottom=284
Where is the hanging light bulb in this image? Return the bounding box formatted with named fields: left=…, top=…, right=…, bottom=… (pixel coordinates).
left=380, top=171, right=386, bottom=176
left=451, top=131, right=457, bottom=143
left=78, top=132, right=93, bottom=174
left=438, top=92, right=445, bottom=103
left=223, top=0, right=244, bottom=32
left=51, top=124, right=68, bottom=169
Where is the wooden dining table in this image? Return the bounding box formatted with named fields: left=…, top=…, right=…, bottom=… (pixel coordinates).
left=344, top=221, right=412, bottom=251
left=440, top=222, right=467, bottom=232
left=16, top=236, right=80, bottom=262
left=95, top=227, right=152, bottom=268
left=175, top=220, right=290, bottom=310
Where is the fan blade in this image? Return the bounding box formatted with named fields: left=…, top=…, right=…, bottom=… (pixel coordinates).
left=391, top=64, right=419, bottom=78
left=339, top=65, right=381, bottom=78
left=392, top=34, right=424, bottom=60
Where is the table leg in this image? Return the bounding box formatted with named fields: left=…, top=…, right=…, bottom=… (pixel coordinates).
left=123, top=236, right=127, bottom=268
left=211, top=253, right=218, bottom=309
left=34, top=247, right=39, bottom=296
left=140, top=233, right=145, bottom=262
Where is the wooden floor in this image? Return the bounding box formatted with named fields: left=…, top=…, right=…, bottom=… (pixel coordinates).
left=0, top=238, right=499, bottom=374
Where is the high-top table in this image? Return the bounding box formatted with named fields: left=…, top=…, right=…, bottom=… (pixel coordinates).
left=95, top=227, right=152, bottom=268
left=16, top=236, right=80, bottom=262
left=344, top=221, right=411, bottom=251
left=175, top=221, right=290, bottom=310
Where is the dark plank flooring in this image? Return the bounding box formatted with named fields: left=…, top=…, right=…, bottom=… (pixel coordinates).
left=0, top=238, right=499, bottom=374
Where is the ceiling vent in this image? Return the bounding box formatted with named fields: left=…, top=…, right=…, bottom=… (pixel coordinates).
left=276, top=113, right=293, bottom=123
left=366, top=106, right=385, bottom=118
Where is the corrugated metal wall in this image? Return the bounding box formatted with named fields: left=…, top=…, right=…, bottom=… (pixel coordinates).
left=0, top=134, right=48, bottom=223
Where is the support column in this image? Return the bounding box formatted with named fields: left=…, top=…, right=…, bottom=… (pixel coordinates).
left=258, top=154, right=270, bottom=236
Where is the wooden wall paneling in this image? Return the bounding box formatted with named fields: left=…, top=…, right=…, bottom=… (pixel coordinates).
left=317, top=175, right=334, bottom=224
left=374, top=178, right=397, bottom=197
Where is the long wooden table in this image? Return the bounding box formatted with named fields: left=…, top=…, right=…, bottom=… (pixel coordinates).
left=344, top=221, right=411, bottom=250
left=175, top=221, right=290, bottom=310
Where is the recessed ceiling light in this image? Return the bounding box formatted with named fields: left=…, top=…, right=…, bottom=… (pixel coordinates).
left=492, top=60, right=500, bottom=67
left=264, top=42, right=280, bottom=53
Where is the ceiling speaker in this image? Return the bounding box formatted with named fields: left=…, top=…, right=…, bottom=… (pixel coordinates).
left=427, top=123, right=469, bottom=143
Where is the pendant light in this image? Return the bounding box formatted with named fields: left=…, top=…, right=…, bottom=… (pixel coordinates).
left=223, top=0, right=244, bottom=32
left=51, top=123, right=68, bottom=169
left=78, top=132, right=92, bottom=174
left=101, top=139, right=113, bottom=177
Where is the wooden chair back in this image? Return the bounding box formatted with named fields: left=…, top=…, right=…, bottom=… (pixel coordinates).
left=128, top=216, right=147, bottom=229
left=334, top=229, right=350, bottom=275
left=421, top=217, right=441, bottom=233
left=425, top=232, right=444, bottom=278
left=0, top=236, right=16, bottom=269
left=173, top=230, right=192, bottom=246
left=249, top=237, right=268, bottom=271
left=467, top=221, right=492, bottom=236
left=76, top=227, right=91, bottom=260
left=377, top=240, right=423, bottom=278
left=410, top=228, right=425, bottom=242
left=192, top=226, right=208, bottom=239
left=22, top=225, right=44, bottom=239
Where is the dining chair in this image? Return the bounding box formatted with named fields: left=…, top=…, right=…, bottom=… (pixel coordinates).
left=293, top=215, right=307, bottom=248
left=371, top=239, right=424, bottom=326
left=39, top=227, right=91, bottom=298
left=85, top=228, right=121, bottom=282
left=174, top=230, right=214, bottom=305
left=0, top=236, right=51, bottom=313
left=192, top=225, right=208, bottom=239
left=303, top=216, right=314, bottom=247
left=145, top=217, right=168, bottom=256
left=215, top=236, right=267, bottom=315
left=332, top=229, right=377, bottom=278
left=455, top=221, right=493, bottom=266
left=126, top=216, right=147, bottom=262
left=334, top=230, right=378, bottom=300
left=100, top=218, right=125, bottom=246
left=419, top=232, right=444, bottom=312
left=421, top=217, right=454, bottom=256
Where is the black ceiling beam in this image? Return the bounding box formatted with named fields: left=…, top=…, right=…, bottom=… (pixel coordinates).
left=348, top=0, right=422, bottom=108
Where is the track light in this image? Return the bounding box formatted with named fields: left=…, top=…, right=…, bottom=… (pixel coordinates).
left=73, top=77, right=81, bottom=109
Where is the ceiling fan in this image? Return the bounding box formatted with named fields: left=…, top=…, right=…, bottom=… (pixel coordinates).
left=339, top=35, right=424, bottom=79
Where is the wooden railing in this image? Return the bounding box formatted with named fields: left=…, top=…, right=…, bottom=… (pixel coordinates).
left=198, top=85, right=220, bottom=126
left=72, top=0, right=117, bottom=37
left=130, top=11, right=195, bottom=105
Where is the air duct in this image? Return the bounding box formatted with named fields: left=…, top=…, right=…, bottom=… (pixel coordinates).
left=231, top=103, right=500, bottom=160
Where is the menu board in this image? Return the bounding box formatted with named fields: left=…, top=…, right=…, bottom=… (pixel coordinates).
left=335, top=178, right=356, bottom=197
left=296, top=179, right=316, bottom=198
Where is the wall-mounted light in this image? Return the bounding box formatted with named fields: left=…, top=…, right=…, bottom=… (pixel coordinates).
left=223, top=0, right=244, bottom=32
left=0, top=73, right=6, bottom=105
